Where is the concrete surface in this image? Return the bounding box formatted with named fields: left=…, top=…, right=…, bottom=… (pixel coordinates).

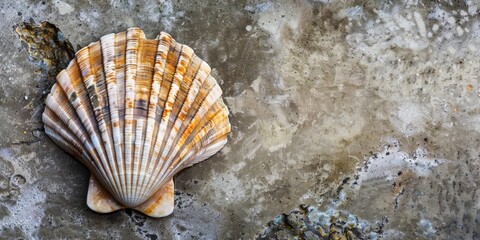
left=1, top=0, right=480, bottom=239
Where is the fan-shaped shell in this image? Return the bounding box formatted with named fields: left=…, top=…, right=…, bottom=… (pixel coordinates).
left=42, top=28, right=230, bottom=217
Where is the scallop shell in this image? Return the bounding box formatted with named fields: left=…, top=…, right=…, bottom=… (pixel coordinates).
left=42, top=28, right=230, bottom=217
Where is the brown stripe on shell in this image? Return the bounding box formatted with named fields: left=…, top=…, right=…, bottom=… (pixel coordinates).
left=138, top=32, right=173, bottom=200
left=123, top=28, right=144, bottom=206
left=113, top=31, right=128, bottom=201
left=101, top=32, right=128, bottom=201
left=131, top=37, right=158, bottom=202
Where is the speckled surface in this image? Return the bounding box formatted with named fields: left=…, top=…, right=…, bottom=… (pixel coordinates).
left=1, top=0, right=480, bottom=239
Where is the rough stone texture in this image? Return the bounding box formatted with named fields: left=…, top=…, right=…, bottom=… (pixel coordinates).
left=1, top=0, right=480, bottom=239
left=15, top=21, right=75, bottom=84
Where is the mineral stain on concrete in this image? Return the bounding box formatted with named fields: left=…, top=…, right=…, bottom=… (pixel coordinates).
left=15, top=20, right=74, bottom=85
left=1, top=0, right=480, bottom=239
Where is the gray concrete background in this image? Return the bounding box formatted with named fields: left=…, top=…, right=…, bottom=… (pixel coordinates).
left=1, top=0, right=480, bottom=239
